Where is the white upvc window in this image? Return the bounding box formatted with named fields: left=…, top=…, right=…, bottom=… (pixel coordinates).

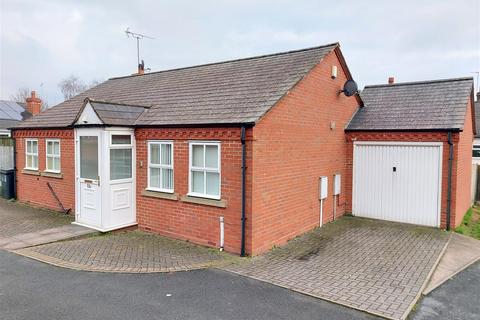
left=109, top=133, right=133, bottom=181
left=45, top=139, right=61, bottom=173
left=147, top=141, right=174, bottom=193
left=189, top=141, right=221, bottom=200
left=25, top=139, right=38, bottom=170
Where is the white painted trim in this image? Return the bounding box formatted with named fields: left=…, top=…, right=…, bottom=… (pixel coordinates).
left=25, top=138, right=38, bottom=170
left=188, top=141, right=221, bottom=200
left=75, top=102, right=103, bottom=125
left=147, top=140, right=174, bottom=193
left=109, top=132, right=133, bottom=148
left=45, top=139, right=61, bottom=173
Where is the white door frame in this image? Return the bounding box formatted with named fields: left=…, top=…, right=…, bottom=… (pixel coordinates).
left=74, top=126, right=137, bottom=232
left=352, top=141, right=443, bottom=227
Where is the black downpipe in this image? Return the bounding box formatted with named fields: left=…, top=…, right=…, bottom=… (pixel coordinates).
left=12, top=136, right=17, bottom=199
left=240, top=127, right=247, bottom=257
left=446, top=132, right=453, bottom=231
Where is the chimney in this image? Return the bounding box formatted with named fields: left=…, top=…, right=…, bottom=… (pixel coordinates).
left=25, top=91, right=42, bottom=115
left=388, top=77, right=395, bottom=85
left=138, top=59, right=145, bottom=75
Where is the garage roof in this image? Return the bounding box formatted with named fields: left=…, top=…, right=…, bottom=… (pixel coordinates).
left=15, top=42, right=342, bottom=129
left=346, top=77, right=474, bottom=131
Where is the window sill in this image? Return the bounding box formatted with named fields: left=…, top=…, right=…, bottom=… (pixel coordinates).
left=142, top=189, right=179, bottom=201
left=180, top=195, right=227, bottom=208
left=41, top=171, right=63, bottom=179
left=22, top=169, right=40, bottom=176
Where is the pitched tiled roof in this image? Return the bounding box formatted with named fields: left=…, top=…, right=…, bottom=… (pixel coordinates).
left=15, top=43, right=340, bottom=129
left=0, top=119, right=21, bottom=131
left=346, top=77, right=474, bottom=131
left=85, top=100, right=149, bottom=126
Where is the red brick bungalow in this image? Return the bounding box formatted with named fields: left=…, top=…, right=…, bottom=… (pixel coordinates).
left=11, top=43, right=475, bottom=255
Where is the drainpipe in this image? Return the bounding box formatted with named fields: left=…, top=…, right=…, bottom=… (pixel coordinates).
left=12, top=134, right=17, bottom=199
left=240, top=126, right=247, bottom=257
left=446, top=132, right=453, bottom=231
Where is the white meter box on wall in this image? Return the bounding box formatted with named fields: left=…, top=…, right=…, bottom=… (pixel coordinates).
left=319, top=176, right=328, bottom=200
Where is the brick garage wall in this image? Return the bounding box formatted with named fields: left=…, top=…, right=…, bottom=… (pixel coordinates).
left=13, top=129, right=75, bottom=213
left=250, top=49, right=361, bottom=254
left=453, top=96, right=475, bottom=227
left=344, top=131, right=464, bottom=230
left=135, top=127, right=252, bottom=254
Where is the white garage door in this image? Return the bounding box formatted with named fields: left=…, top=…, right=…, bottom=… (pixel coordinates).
left=353, top=142, right=442, bottom=227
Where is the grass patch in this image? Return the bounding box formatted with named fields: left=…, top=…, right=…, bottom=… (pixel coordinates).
left=455, top=207, right=480, bottom=240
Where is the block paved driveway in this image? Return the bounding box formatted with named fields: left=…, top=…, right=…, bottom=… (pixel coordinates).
left=0, top=199, right=95, bottom=250
left=223, top=217, right=449, bottom=320
left=0, top=199, right=73, bottom=238
left=15, top=230, right=235, bottom=273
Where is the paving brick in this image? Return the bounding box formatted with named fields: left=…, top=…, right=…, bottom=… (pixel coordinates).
left=15, top=230, right=236, bottom=273
left=222, top=216, right=449, bottom=320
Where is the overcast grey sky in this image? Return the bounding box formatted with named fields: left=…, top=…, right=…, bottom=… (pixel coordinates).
left=1, top=0, right=479, bottom=106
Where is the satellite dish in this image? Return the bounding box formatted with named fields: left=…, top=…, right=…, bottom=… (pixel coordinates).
left=342, top=80, right=358, bottom=97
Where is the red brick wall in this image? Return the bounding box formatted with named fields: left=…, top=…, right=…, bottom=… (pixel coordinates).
left=453, top=96, right=475, bottom=226
left=13, top=129, right=75, bottom=213
left=250, top=49, right=361, bottom=254
left=135, top=127, right=252, bottom=254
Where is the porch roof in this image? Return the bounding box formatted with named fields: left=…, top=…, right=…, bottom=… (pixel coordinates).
left=77, top=100, right=149, bottom=126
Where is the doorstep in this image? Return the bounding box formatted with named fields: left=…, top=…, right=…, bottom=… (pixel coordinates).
left=0, top=224, right=98, bottom=250
left=71, top=221, right=138, bottom=233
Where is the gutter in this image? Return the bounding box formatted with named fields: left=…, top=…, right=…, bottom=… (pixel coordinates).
left=446, top=132, right=453, bottom=231
left=240, top=126, right=247, bottom=257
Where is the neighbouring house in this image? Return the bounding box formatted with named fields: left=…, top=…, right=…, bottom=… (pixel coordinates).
left=0, top=91, right=42, bottom=137
left=472, top=92, right=480, bottom=164
left=346, top=77, right=475, bottom=229
left=11, top=43, right=476, bottom=255
left=0, top=92, right=41, bottom=171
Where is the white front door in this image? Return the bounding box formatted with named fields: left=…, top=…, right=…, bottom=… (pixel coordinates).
left=353, top=142, right=442, bottom=227
left=76, top=129, right=102, bottom=228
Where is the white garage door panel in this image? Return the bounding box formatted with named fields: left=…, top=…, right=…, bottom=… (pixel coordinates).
left=353, top=142, right=442, bottom=227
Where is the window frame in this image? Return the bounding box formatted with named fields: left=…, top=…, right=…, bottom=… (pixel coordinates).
left=45, top=139, right=61, bottom=173
left=108, top=132, right=134, bottom=182
left=147, top=140, right=174, bottom=193
left=25, top=138, right=39, bottom=171
left=188, top=141, right=221, bottom=200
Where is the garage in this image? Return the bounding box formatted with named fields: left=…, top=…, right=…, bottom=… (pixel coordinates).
left=352, top=142, right=443, bottom=227
left=345, top=77, right=475, bottom=229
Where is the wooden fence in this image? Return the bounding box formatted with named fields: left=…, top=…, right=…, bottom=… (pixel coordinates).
left=0, top=138, right=14, bottom=170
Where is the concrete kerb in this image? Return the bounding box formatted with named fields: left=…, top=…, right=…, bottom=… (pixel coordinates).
left=422, top=233, right=480, bottom=295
